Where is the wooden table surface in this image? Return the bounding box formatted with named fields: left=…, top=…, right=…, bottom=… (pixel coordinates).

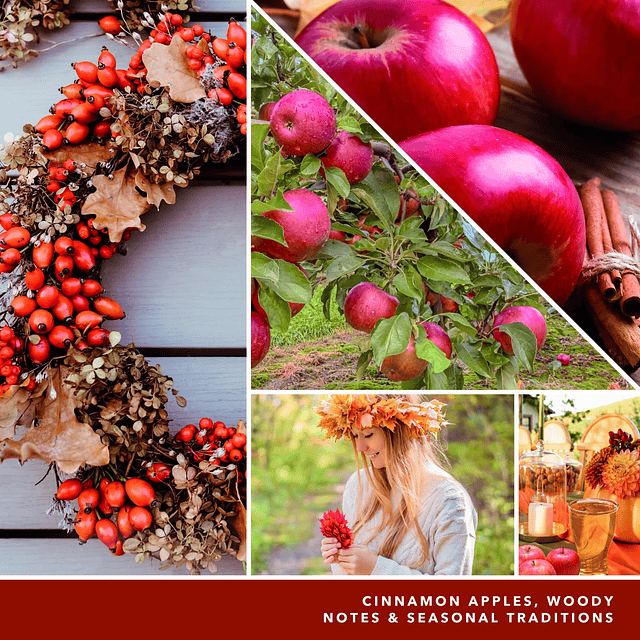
left=254, top=2, right=640, bottom=386
left=0, top=0, right=247, bottom=575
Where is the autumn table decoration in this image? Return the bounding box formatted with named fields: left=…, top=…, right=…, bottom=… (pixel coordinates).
left=0, top=10, right=247, bottom=573
left=583, top=429, right=640, bottom=544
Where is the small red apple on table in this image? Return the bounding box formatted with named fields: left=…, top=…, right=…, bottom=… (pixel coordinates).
left=518, top=544, right=546, bottom=565
left=519, top=558, right=556, bottom=576
left=546, top=547, right=580, bottom=575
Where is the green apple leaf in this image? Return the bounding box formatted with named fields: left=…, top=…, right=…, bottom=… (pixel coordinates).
left=300, top=154, right=322, bottom=176
left=252, top=253, right=312, bottom=304
left=415, top=328, right=451, bottom=374
left=441, top=312, right=477, bottom=336
left=323, top=166, right=351, bottom=198
left=324, top=253, right=365, bottom=282
left=392, top=268, right=424, bottom=301
left=251, top=191, right=294, bottom=215
left=417, top=256, right=471, bottom=284
left=370, top=312, right=411, bottom=366
left=251, top=123, right=270, bottom=173
left=251, top=216, right=286, bottom=245
left=498, top=322, right=538, bottom=372
left=355, top=350, right=373, bottom=381
left=351, top=165, right=400, bottom=228
left=495, top=360, right=518, bottom=390
left=456, top=341, right=493, bottom=378
left=256, top=286, right=291, bottom=334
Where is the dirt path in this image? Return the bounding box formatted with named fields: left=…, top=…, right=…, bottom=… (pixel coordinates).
left=265, top=475, right=349, bottom=576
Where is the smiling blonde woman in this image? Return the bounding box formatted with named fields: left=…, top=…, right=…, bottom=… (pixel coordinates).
left=316, top=394, right=477, bottom=576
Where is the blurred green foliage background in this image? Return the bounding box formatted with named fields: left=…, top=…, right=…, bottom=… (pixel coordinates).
left=251, top=394, right=515, bottom=575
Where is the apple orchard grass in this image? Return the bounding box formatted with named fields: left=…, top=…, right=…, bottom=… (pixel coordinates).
left=251, top=287, right=629, bottom=391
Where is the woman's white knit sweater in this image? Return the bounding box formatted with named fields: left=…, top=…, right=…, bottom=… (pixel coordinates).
left=331, top=464, right=477, bottom=576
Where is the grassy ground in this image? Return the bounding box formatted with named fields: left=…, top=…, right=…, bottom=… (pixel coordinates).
left=252, top=288, right=630, bottom=391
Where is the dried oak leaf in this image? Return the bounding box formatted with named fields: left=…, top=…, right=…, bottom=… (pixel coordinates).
left=81, top=165, right=152, bottom=243
left=0, top=378, right=48, bottom=441
left=42, top=141, right=117, bottom=172
left=135, top=170, right=177, bottom=208
left=0, top=366, right=109, bottom=473
left=229, top=501, right=247, bottom=562
left=142, top=37, right=206, bottom=103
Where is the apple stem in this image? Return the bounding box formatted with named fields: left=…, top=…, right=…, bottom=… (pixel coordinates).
left=353, top=25, right=370, bottom=49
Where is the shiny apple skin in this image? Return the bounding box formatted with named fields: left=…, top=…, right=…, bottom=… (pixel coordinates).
left=511, top=0, right=640, bottom=132
left=295, top=0, right=500, bottom=142
left=400, top=125, right=586, bottom=307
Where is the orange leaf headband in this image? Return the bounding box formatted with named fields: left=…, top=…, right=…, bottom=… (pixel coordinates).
left=315, top=394, right=446, bottom=441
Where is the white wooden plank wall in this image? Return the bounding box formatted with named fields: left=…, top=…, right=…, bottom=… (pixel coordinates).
left=0, top=0, right=247, bottom=576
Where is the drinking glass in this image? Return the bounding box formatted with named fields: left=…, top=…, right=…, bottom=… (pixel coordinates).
left=568, top=498, right=618, bottom=576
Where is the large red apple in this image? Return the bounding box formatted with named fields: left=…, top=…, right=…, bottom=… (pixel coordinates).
left=511, top=0, right=640, bottom=131
left=251, top=311, right=271, bottom=369
left=269, top=89, right=336, bottom=156
left=321, top=130, right=374, bottom=184
left=546, top=547, right=580, bottom=576
left=400, top=125, right=586, bottom=306
left=295, top=0, right=500, bottom=142
left=344, top=282, right=399, bottom=333
left=253, top=189, right=331, bottom=263
left=518, top=545, right=546, bottom=565
left=519, top=558, right=556, bottom=576
left=492, top=306, right=547, bottom=356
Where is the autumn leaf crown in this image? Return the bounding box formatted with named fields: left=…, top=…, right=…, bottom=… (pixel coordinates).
left=315, top=395, right=446, bottom=441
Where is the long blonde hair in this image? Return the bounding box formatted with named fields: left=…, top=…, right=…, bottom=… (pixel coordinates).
left=349, top=395, right=450, bottom=567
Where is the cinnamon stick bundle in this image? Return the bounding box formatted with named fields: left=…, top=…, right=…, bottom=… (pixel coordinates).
left=578, top=178, right=617, bottom=300
left=601, top=187, right=640, bottom=317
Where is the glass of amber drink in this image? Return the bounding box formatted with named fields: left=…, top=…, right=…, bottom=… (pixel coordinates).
left=568, top=498, right=619, bottom=576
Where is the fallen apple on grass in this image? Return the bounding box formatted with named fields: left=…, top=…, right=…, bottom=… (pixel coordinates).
left=295, top=0, right=500, bottom=142
left=557, top=353, right=571, bottom=366
left=400, top=125, right=586, bottom=307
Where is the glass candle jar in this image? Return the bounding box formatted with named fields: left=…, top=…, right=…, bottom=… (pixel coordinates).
left=519, top=440, right=569, bottom=542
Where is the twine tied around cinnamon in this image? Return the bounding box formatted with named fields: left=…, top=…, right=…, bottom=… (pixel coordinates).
left=578, top=178, right=640, bottom=318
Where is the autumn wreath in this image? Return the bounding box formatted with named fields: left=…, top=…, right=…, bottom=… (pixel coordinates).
left=0, top=10, right=247, bottom=573
left=0, top=0, right=197, bottom=68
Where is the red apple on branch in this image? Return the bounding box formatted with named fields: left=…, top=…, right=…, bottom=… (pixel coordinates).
left=251, top=311, right=271, bottom=369
left=321, top=130, right=374, bottom=184
left=295, top=0, right=500, bottom=142
left=510, top=0, right=640, bottom=131
left=253, top=188, right=331, bottom=263
left=381, top=321, right=452, bottom=382
left=546, top=547, right=580, bottom=575
left=269, top=89, right=337, bottom=156
left=344, top=282, right=399, bottom=333
left=492, top=306, right=547, bottom=356
left=400, top=125, right=586, bottom=306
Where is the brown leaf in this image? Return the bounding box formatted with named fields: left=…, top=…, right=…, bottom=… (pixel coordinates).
left=135, top=171, right=177, bottom=208
left=0, top=367, right=109, bottom=473
left=42, top=141, right=118, bottom=172
left=81, top=164, right=152, bottom=243
left=229, top=501, right=247, bottom=562
left=0, top=379, right=48, bottom=441
left=142, top=38, right=206, bottom=103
